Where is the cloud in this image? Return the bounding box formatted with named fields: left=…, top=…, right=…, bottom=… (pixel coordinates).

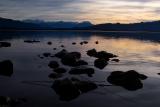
left=0, top=0, right=160, bottom=23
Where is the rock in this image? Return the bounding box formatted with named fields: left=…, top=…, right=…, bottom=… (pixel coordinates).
left=76, top=60, right=88, bottom=66
left=61, top=45, right=65, bottom=48
left=51, top=78, right=97, bottom=101
left=83, top=41, right=88, bottom=44
left=94, top=58, right=108, bottom=69
left=48, top=61, right=59, bottom=69
left=47, top=41, right=52, bottom=45
left=69, top=68, right=94, bottom=77
left=0, top=42, right=11, bottom=47
left=87, top=49, right=97, bottom=57
left=24, top=40, right=40, bottom=43
left=61, top=52, right=81, bottom=67
left=52, top=78, right=80, bottom=101
left=107, top=70, right=148, bottom=91
left=72, top=42, right=76, bottom=45
left=43, top=53, right=51, bottom=57
left=0, top=60, right=13, bottom=77
left=55, top=49, right=68, bottom=58
left=75, top=81, right=97, bottom=93
left=48, top=73, right=62, bottom=79
left=69, top=52, right=81, bottom=59
left=95, top=41, right=99, bottom=44
left=54, top=68, right=67, bottom=73
left=53, top=48, right=57, bottom=50
left=80, top=42, right=83, bottom=45
left=111, top=58, right=119, bottom=62
left=95, top=51, right=117, bottom=59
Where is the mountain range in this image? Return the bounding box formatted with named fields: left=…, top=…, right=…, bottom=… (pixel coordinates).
left=0, top=17, right=160, bottom=31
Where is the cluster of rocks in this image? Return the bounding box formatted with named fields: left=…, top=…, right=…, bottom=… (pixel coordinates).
left=107, top=70, right=148, bottom=91
left=52, top=78, right=97, bottom=101
left=0, top=42, right=11, bottom=48
left=87, top=49, right=118, bottom=69
left=55, top=49, right=88, bottom=67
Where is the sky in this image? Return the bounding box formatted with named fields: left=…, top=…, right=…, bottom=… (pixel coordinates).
left=0, top=0, right=160, bottom=24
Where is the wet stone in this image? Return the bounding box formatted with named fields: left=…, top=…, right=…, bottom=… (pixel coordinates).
left=54, top=68, right=67, bottom=73
left=43, top=53, right=51, bottom=57
left=0, top=60, right=13, bottom=77
left=94, top=58, right=108, bottom=69
left=107, top=70, right=148, bottom=91
left=0, top=42, right=11, bottom=48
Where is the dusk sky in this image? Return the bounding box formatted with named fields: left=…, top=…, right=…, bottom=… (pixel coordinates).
left=1, top=0, right=160, bottom=24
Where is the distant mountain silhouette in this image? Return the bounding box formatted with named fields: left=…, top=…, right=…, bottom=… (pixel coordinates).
left=1, top=17, right=160, bottom=31
left=88, top=21, right=160, bottom=31
left=0, top=17, right=92, bottom=30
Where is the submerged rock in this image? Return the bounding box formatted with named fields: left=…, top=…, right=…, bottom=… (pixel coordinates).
left=24, top=40, right=40, bottom=43
left=48, top=61, right=59, bottom=69
left=69, top=68, right=94, bottom=77
left=53, top=48, right=57, bottom=50
left=61, top=45, right=65, bottom=48
left=54, top=68, right=67, bottom=73
left=107, top=70, right=147, bottom=91
left=51, top=78, right=97, bottom=101
left=83, top=41, right=88, bottom=44
left=0, top=60, right=13, bottom=77
left=0, top=42, right=11, bottom=48
left=94, top=58, right=108, bottom=69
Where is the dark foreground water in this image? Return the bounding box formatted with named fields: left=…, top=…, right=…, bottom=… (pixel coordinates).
left=0, top=31, right=160, bottom=107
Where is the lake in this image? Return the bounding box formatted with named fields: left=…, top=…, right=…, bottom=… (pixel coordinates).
left=0, top=31, right=160, bottom=107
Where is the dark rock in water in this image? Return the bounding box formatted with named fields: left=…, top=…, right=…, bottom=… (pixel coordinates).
left=54, top=68, right=67, bottom=73
left=24, top=40, right=40, bottom=43
left=69, top=52, right=81, bottom=59
left=111, top=59, right=120, bottom=62
left=107, top=70, right=148, bottom=91
left=95, top=51, right=117, bottom=59
left=53, top=48, right=57, bottom=50
left=75, top=81, right=97, bottom=93
left=0, top=42, right=11, bottom=48
left=87, top=49, right=97, bottom=57
left=72, top=42, right=76, bottom=45
left=55, top=49, right=68, bottom=58
left=83, top=41, right=88, bottom=44
left=61, top=52, right=81, bottom=67
left=158, top=73, right=160, bottom=75
left=43, top=53, right=51, bottom=57
left=95, top=41, right=99, bottom=44
left=94, top=58, right=108, bottom=69
left=48, top=61, right=59, bottom=69
left=80, top=42, right=83, bottom=45
left=51, top=78, right=97, bottom=101
left=48, top=73, right=62, bottom=79
left=47, top=41, right=52, bottom=45
left=69, top=68, right=94, bottom=77
left=37, top=55, right=44, bottom=59
left=61, top=45, right=65, bottom=48
left=0, top=60, right=13, bottom=77
left=76, top=60, right=88, bottom=66
left=52, top=78, right=80, bottom=101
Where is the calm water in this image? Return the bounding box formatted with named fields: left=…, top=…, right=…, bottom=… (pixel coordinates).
left=0, top=31, right=160, bottom=107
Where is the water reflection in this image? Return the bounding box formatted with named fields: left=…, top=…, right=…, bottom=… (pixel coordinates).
left=0, top=31, right=160, bottom=107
